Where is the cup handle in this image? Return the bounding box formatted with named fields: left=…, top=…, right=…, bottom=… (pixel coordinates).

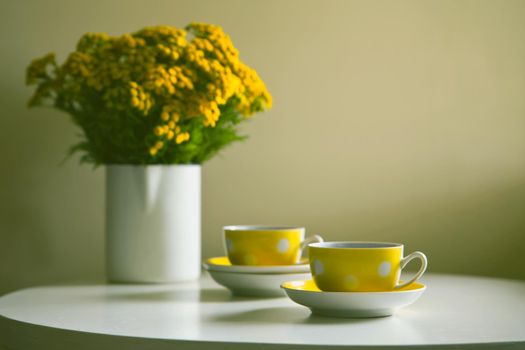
left=395, top=251, right=428, bottom=289
left=298, top=235, right=324, bottom=261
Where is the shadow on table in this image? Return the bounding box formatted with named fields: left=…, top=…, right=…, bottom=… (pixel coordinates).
left=210, top=306, right=386, bottom=325
left=104, top=288, right=281, bottom=303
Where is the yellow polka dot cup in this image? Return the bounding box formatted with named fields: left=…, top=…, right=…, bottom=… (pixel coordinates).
left=309, top=242, right=427, bottom=292
left=224, top=226, right=323, bottom=266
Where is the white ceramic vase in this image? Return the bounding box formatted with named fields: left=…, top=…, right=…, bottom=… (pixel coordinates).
left=106, top=165, right=201, bottom=283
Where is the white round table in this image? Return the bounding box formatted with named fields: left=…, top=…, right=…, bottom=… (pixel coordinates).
left=0, top=273, right=524, bottom=349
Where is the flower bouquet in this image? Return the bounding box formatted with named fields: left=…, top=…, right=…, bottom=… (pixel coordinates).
left=27, top=23, right=271, bottom=164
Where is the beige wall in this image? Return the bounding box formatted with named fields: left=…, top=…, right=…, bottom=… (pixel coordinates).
left=1, top=0, right=525, bottom=296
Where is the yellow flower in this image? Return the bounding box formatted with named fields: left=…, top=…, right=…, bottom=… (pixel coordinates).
left=175, top=132, right=190, bottom=144
left=154, top=126, right=164, bottom=136
left=26, top=23, right=272, bottom=162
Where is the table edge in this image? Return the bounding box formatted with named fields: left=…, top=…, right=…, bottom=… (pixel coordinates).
left=1, top=314, right=524, bottom=350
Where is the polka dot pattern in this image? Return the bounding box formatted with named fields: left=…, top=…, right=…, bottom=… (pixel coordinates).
left=277, top=238, right=289, bottom=253
left=378, top=261, right=391, bottom=277
left=313, top=259, right=324, bottom=275
left=225, top=238, right=234, bottom=252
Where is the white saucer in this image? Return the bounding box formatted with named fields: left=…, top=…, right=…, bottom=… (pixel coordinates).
left=203, top=256, right=310, bottom=274
left=205, top=268, right=311, bottom=297
left=281, top=280, right=426, bottom=318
